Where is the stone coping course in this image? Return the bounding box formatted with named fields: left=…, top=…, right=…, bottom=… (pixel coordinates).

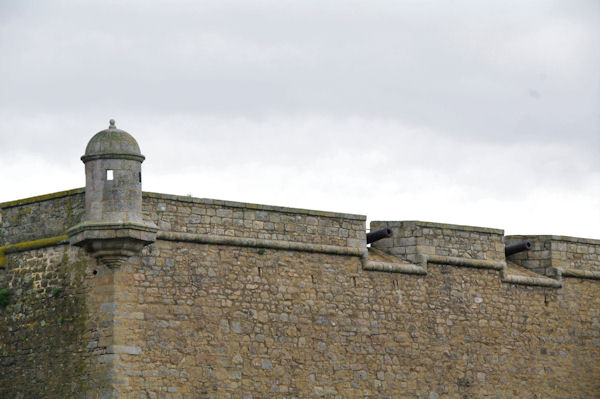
left=3, top=232, right=596, bottom=287
left=506, top=234, right=600, bottom=246
left=362, top=249, right=564, bottom=287
left=157, top=231, right=364, bottom=256
left=372, top=220, right=504, bottom=235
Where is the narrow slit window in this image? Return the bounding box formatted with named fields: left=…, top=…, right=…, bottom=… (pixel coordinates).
left=139, top=172, right=142, bottom=183
left=106, top=170, right=114, bottom=181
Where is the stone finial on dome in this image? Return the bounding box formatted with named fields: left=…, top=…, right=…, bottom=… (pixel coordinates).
left=81, top=119, right=145, bottom=163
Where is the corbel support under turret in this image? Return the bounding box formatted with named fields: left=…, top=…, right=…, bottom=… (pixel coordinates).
left=67, top=221, right=157, bottom=268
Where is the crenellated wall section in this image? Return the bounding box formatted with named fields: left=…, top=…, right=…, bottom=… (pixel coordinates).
left=1, top=189, right=599, bottom=398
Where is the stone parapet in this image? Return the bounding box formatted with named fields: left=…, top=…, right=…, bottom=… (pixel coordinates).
left=1, top=190, right=366, bottom=251
left=143, top=192, right=367, bottom=250
left=506, top=234, right=600, bottom=275
left=370, top=220, right=505, bottom=262
left=0, top=188, right=85, bottom=246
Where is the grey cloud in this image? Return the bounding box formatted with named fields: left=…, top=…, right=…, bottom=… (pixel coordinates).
left=1, top=1, right=597, bottom=145
left=0, top=0, right=598, bottom=237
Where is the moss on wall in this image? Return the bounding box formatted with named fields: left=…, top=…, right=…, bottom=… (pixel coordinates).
left=0, top=191, right=84, bottom=246
left=0, top=245, right=91, bottom=398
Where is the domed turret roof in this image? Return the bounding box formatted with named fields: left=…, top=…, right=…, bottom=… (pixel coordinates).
left=81, top=119, right=145, bottom=162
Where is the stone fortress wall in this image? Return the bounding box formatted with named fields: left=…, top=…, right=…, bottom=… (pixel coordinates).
left=0, top=122, right=598, bottom=398
left=1, top=189, right=598, bottom=398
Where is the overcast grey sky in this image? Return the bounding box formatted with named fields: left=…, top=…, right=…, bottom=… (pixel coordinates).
left=1, top=0, right=599, bottom=238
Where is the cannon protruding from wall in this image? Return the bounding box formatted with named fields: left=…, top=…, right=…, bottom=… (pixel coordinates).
left=505, top=240, right=532, bottom=257
left=367, top=227, right=393, bottom=244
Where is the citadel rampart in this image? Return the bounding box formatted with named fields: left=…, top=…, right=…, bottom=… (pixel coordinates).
left=1, top=122, right=598, bottom=398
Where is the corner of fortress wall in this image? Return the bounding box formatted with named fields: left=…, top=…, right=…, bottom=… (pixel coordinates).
left=1, top=189, right=599, bottom=397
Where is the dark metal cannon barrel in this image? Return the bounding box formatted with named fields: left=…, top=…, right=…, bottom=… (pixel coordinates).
left=505, top=240, right=532, bottom=257
left=367, top=228, right=393, bottom=244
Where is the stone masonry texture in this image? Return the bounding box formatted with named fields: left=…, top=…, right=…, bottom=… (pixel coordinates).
left=506, top=234, right=600, bottom=275
left=1, top=189, right=599, bottom=398
left=370, top=221, right=505, bottom=262
left=0, top=189, right=85, bottom=246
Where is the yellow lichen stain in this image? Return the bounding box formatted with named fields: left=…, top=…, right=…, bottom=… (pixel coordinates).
left=62, top=248, right=69, bottom=265
left=65, top=197, right=73, bottom=227
left=0, top=187, right=84, bottom=209
left=0, top=235, right=69, bottom=267
left=17, top=206, right=31, bottom=218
